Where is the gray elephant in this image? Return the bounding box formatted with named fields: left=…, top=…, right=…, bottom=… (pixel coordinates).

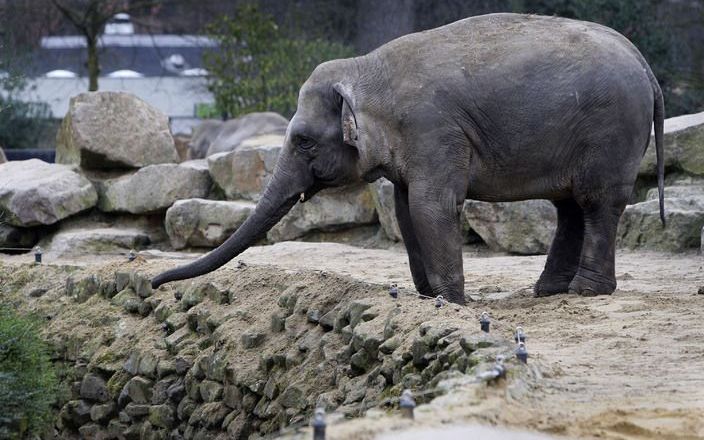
left=153, top=13, right=664, bottom=305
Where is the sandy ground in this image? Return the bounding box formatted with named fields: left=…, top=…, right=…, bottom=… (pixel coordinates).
left=244, top=243, right=704, bottom=440
left=2, top=242, right=703, bottom=439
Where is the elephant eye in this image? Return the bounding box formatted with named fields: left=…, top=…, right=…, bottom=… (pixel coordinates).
left=296, top=136, right=316, bottom=150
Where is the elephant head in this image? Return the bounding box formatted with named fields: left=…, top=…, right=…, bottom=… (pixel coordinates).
left=151, top=60, right=370, bottom=288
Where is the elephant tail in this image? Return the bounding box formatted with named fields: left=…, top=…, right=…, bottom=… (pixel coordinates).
left=651, top=71, right=666, bottom=226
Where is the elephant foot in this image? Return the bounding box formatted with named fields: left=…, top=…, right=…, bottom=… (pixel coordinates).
left=567, top=272, right=616, bottom=297
left=534, top=272, right=574, bottom=297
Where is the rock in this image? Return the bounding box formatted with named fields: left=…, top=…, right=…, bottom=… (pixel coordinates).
left=60, top=400, right=92, bottom=427
left=80, top=373, right=110, bottom=402
left=177, top=397, right=197, bottom=422
left=200, top=380, right=224, bottom=403
left=198, top=402, right=230, bottom=429
left=205, top=112, right=288, bottom=157
left=122, top=376, right=153, bottom=404
left=115, top=271, right=132, bottom=292
left=618, top=196, right=704, bottom=251
left=268, top=185, right=378, bottom=242
left=207, top=144, right=281, bottom=201
left=78, top=423, right=102, bottom=439
left=0, top=160, right=97, bottom=226
left=165, top=199, right=255, bottom=249
left=278, top=384, right=306, bottom=409
left=645, top=184, right=704, bottom=201
left=370, top=178, right=403, bottom=241
left=351, top=319, right=385, bottom=356
left=44, top=227, right=151, bottom=258
left=149, top=404, right=176, bottom=429
left=67, top=275, right=100, bottom=303
left=90, top=402, right=117, bottom=424
left=166, top=381, right=186, bottom=403
left=112, top=288, right=141, bottom=312
left=56, top=91, right=178, bottom=169
left=0, top=224, right=38, bottom=250
left=640, top=111, right=704, bottom=177
left=94, top=161, right=211, bottom=214
left=174, top=134, right=190, bottom=162
left=165, top=312, right=188, bottom=333
left=462, top=199, right=557, bottom=254
left=180, top=284, right=206, bottom=311
left=223, top=385, right=242, bottom=410
left=132, top=272, right=153, bottom=298
left=241, top=330, right=265, bottom=349
left=124, top=402, right=151, bottom=418
left=188, top=120, right=224, bottom=159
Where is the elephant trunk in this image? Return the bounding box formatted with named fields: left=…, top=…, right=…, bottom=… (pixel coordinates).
left=151, top=151, right=311, bottom=289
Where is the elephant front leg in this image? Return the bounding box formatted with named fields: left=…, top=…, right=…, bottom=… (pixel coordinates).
left=394, top=185, right=433, bottom=297
left=408, top=183, right=467, bottom=305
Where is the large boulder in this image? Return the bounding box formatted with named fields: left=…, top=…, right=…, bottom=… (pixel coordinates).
left=208, top=144, right=281, bottom=201
left=0, top=159, right=97, bottom=226
left=56, top=91, right=179, bottom=169
left=205, top=112, right=288, bottom=157
left=165, top=198, right=255, bottom=249
left=369, top=178, right=403, bottom=242
left=94, top=160, right=211, bottom=214
left=618, top=196, right=704, bottom=251
left=640, top=111, right=704, bottom=177
left=187, top=120, right=224, bottom=159
left=267, top=184, right=378, bottom=242
left=463, top=200, right=557, bottom=254
left=43, top=227, right=152, bottom=259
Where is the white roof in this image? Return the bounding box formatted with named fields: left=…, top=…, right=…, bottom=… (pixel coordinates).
left=107, top=69, right=144, bottom=78
left=41, top=34, right=217, bottom=49
left=45, top=69, right=78, bottom=78
left=180, top=68, right=208, bottom=77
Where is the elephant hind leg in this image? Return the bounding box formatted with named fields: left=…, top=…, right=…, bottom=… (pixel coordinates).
left=568, top=184, right=631, bottom=296
left=535, top=198, right=584, bottom=297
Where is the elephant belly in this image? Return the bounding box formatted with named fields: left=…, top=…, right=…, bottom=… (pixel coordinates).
left=465, top=163, right=572, bottom=202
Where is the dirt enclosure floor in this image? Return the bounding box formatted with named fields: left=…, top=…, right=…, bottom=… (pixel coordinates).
left=3, top=242, right=703, bottom=439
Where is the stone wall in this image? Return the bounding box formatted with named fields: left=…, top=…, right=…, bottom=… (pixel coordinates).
left=0, top=262, right=524, bottom=439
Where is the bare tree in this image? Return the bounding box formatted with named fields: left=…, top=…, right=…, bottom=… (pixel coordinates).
left=49, top=0, right=164, bottom=91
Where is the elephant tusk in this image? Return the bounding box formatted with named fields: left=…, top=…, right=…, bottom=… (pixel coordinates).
left=299, top=192, right=306, bottom=203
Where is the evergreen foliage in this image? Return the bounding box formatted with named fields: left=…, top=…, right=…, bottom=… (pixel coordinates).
left=0, top=304, right=58, bottom=439
left=204, top=4, right=355, bottom=118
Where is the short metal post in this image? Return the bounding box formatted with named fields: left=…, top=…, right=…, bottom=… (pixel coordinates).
left=516, top=342, right=528, bottom=364
left=480, top=311, right=490, bottom=333
left=312, top=407, right=326, bottom=440
left=34, top=246, right=42, bottom=265
left=399, top=389, right=415, bottom=419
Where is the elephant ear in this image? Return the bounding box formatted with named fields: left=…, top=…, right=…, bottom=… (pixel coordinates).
left=333, top=83, right=359, bottom=147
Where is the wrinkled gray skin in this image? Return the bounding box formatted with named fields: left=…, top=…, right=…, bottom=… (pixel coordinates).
left=153, top=14, right=665, bottom=305
left=204, top=112, right=289, bottom=157
left=187, top=119, right=223, bottom=160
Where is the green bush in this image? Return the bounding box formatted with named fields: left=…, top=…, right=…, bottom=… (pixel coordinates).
left=0, top=40, right=52, bottom=150
left=0, top=304, right=58, bottom=439
left=204, top=4, right=356, bottom=118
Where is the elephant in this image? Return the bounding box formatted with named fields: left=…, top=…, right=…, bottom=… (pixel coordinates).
left=152, top=13, right=664, bottom=305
